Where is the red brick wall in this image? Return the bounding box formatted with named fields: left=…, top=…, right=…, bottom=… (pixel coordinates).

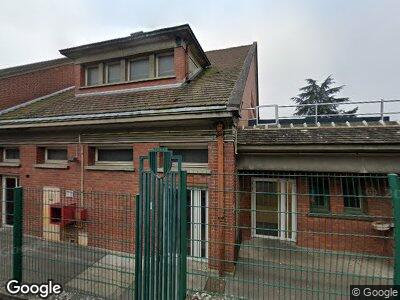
left=0, top=141, right=232, bottom=257
left=207, top=139, right=237, bottom=273
left=296, top=177, right=393, bottom=256
left=239, top=175, right=393, bottom=257
left=0, top=64, right=74, bottom=111
left=239, top=176, right=252, bottom=241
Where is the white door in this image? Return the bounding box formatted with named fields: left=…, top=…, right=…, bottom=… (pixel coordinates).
left=251, top=178, right=296, bottom=241
left=2, top=176, right=19, bottom=226
left=187, top=188, right=208, bottom=259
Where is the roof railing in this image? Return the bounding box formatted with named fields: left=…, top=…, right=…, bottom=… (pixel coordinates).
left=243, top=99, right=400, bottom=126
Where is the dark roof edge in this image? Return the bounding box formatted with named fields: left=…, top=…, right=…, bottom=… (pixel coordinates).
left=60, top=24, right=210, bottom=67
left=0, top=105, right=231, bottom=129
left=226, top=42, right=257, bottom=111
left=0, top=57, right=72, bottom=79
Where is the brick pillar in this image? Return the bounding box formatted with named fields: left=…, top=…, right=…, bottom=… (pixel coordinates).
left=208, top=124, right=238, bottom=274
left=223, top=142, right=237, bottom=273
left=216, top=123, right=225, bottom=275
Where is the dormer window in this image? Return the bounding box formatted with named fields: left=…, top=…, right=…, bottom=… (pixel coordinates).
left=106, top=62, right=121, bottom=84
left=83, top=51, right=176, bottom=87
left=86, top=66, right=99, bottom=86
left=156, top=53, right=174, bottom=77
left=129, top=57, right=149, bottom=80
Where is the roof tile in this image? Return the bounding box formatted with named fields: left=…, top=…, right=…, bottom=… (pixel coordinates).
left=0, top=45, right=253, bottom=121
left=237, top=126, right=400, bottom=145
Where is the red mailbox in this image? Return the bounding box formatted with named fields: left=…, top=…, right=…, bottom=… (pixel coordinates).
left=49, top=203, right=76, bottom=226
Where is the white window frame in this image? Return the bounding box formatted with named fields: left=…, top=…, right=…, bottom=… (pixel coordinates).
left=85, top=65, right=100, bottom=86
left=45, top=147, right=68, bottom=164
left=105, top=61, right=121, bottom=84
left=156, top=52, right=175, bottom=78
left=128, top=56, right=150, bottom=81
left=251, top=178, right=297, bottom=242
left=187, top=188, right=208, bottom=260
left=95, top=147, right=133, bottom=166
left=3, top=147, right=20, bottom=163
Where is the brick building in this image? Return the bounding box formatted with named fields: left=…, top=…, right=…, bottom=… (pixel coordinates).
left=0, top=24, right=398, bottom=276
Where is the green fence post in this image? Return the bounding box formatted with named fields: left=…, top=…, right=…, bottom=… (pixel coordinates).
left=389, top=173, right=400, bottom=285
left=179, top=170, right=187, bottom=300
left=12, top=187, right=23, bottom=282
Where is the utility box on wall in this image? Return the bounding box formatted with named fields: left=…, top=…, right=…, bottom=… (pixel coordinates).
left=49, top=203, right=76, bottom=227
left=43, top=187, right=88, bottom=245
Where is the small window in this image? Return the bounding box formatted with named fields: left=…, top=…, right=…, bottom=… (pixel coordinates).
left=96, top=148, right=133, bottom=165
left=106, top=62, right=121, bottom=83
left=3, top=148, right=20, bottom=162
left=309, top=177, right=330, bottom=213
left=342, top=177, right=364, bottom=213
left=86, top=66, right=99, bottom=86
left=157, top=53, right=174, bottom=77
left=171, top=149, right=208, bottom=164
left=46, top=148, right=68, bottom=163
left=130, top=58, right=149, bottom=80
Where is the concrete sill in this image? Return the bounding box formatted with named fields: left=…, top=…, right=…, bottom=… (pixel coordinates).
left=85, top=165, right=134, bottom=172
left=157, top=167, right=211, bottom=175
left=0, top=162, right=20, bottom=167
left=79, top=75, right=176, bottom=89
left=34, top=163, right=69, bottom=169
left=308, top=212, right=374, bottom=221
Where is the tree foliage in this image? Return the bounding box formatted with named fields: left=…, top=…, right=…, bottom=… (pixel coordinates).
left=292, top=75, right=358, bottom=117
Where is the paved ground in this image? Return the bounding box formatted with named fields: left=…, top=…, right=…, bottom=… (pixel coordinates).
left=188, top=238, right=394, bottom=300
left=0, top=228, right=394, bottom=299
left=0, top=227, right=134, bottom=299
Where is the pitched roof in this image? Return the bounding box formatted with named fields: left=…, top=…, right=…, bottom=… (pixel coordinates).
left=237, top=124, right=400, bottom=145
left=0, top=44, right=255, bottom=124
left=0, top=58, right=71, bottom=79
left=60, top=24, right=210, bottom=67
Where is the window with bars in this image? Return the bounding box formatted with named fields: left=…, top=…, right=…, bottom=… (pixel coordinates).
left=342, top=177, right=365, bottom=213
left=309, top=177, right=330, bottom=213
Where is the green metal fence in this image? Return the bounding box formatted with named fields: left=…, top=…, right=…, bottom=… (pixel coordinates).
left=185, top=172, right=395, bottom=299
left=135, top=147, right=187, bottom=300
left=0, top=172, right=398, bottom=299
left=0, top=187, right=136, bottom=299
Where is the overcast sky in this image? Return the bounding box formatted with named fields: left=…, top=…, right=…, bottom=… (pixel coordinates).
left=0, top=0, right=399, bottom=115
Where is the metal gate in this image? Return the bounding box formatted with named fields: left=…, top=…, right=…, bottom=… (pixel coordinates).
left=134, top=147, right=187, bottom=300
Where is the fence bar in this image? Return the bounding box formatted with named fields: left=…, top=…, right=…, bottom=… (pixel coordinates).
left=179, top=170, right=187, bottom=300
left=388, top=173, right=400, bottom=285
left=274, top=105, right=279, bottom=124
left=134, top=194, right=142, bottom=300
left=315, top=103, right=318, bottom=124
left=255, top=106, right=259, bottom=126
left=12, top=187, right=23, bottom=282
